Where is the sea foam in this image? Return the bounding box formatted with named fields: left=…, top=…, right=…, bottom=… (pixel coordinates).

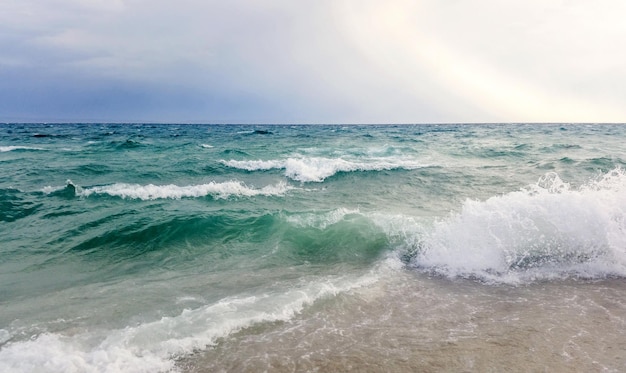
left=0, top=274, right=377, bottom=373
left=221, top=157, right=426, bottom=182
left=410, top=168, right=626, bottom=283
left=284, top=208, right=361, bottom=229
left=43, top=181, right=292, bottom=200
left=0, top=146, right=44, bottom=152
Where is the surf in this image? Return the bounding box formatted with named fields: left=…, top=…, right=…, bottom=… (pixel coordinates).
left=42, top=180, right=293, bottom=200
left=405, top=168, right=626, bottom=283
left=0, top=272, right=378, bottom=373
left=221, top=156, right=428, bottom=182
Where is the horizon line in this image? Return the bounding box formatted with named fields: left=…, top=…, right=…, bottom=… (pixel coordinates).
left=2, top=121, right=625, bottom=126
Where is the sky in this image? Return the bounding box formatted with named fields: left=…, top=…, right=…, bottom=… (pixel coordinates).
left=1, top=0, right=625, bottom=124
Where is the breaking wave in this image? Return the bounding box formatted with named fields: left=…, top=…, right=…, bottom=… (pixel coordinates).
left=0, top=274, right=377, bottom=373
left=406, top=168, right=626, bottom=283
left=43, top=180, right=292, bottom=200
left=221, top=156, right=427, bottom=182
left=0, top=145, right=44, bottom=152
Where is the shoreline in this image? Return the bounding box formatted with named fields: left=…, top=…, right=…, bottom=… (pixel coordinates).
left=179, top=273, right=626, bottom=372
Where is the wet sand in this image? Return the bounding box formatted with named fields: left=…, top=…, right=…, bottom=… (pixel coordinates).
left=179, top=271, right=626, bottom=373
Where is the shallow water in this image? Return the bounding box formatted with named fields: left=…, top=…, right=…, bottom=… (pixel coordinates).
left=181, top=268, right=626, bottom=372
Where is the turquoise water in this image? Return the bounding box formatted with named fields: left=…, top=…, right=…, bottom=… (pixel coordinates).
left=1, top=124, right=626, bottom=372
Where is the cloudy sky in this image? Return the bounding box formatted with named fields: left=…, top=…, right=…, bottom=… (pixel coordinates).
left=1, top=0, right=625, bottom=123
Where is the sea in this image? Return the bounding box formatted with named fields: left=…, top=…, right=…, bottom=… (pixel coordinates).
left=1, top=123, right=625, bottom=372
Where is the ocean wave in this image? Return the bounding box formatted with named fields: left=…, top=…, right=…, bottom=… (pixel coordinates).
left=406, top=168, right=626, bottom=283
left=84, top=181, right=292, bottom=200
left=0, top=275, right=376, bottom=373
left=0, top=188, right=42, bottom=222
left=0, top=146, right=44, bottom=152
left=283, top=208, right=361, bottom=229
left=221, top=157, right=427, bottom=182
left=43, top=180, right=292, bottom=200
left=57, top=208, right=389, bottom=267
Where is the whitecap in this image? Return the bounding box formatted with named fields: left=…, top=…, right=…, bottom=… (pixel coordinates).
left=221, top=156, right=427, bottom=182
left=79, top=181, right=292, bottom=200
left=0, top=146, right=44, bottom=152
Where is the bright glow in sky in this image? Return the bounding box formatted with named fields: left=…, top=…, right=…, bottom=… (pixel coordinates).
left=1, top=0, right=625, bottom=123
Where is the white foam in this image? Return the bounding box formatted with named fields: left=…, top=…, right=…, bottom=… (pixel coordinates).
left=410, top=168, right=626, bottom=283
left=41, top=180, right=81, bottom=195
left=0, top=329, right=9, bottom=344
left=41, top=185, right=65, bottom=194
left=78, top=181, right=292, bottom=200
left=0, top=275, right=377, bottom=373
left=0, top=146, right=44, bottom=152
left=284, top=208, right=361, bottom=229
left=199, top=144, right=213, bottom=148
left=221, top=156, right=426, bottom=182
